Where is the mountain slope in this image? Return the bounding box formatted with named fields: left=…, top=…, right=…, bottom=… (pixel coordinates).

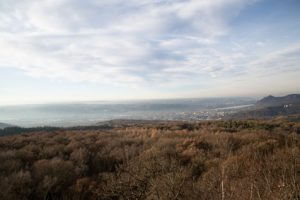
left=228, top=94, right=300, bottom=119
left=256, top=94, right=300, bottom=107
left=0, top=122, right=14, bottom=129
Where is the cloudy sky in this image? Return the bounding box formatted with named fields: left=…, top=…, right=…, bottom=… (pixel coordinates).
left=0, top=0, right=300, bottom=105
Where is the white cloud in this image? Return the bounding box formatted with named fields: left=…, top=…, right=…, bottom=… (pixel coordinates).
left=2, top=0, right=298, bottom=91
left=248, top=45, right=300, bottom=75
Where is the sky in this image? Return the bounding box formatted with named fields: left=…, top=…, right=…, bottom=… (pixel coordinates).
left=0, top=0, right=300, bottom=105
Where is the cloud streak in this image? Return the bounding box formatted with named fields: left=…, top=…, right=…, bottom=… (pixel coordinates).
left=0, top=0, right=255, bottom=82
left=0, top=0, right=300, bottom=98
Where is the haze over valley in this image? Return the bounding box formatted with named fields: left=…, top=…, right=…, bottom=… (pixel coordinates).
left=0, top=97, right=255, bottom=127
left=0, top=0, right=299, bottom=199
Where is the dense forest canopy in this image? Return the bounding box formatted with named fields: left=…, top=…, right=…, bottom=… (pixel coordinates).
left=0, top=119, right=299, bottom=200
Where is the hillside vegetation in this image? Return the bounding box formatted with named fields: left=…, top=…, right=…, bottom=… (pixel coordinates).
left=0, top=119, right=299, bottom=200
left=256, top=94, right=300, bottom=107
left=228, top=105, right=300, bottom=119
left=0, top=122, right=14, bottom=129
left=228, top=94, right=300, bottom=119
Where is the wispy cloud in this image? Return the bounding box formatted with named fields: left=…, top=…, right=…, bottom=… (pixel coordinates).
left=0, top=0, right=300, bottom=100
left=0, top=0, right=258, bottom=84
left=249, top=45, right=300, bottom=74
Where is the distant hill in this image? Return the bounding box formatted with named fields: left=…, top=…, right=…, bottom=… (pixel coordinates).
left=256, top=94, right=300, bottom=107
left=228, top=94, right=300, bottom=119
left=0, top=122, right=14, bottom=129
left=227, top=104, right=300, bottom=119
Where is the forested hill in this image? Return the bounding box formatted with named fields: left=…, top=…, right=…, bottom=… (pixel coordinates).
left=228, top=94, right=300, bottom=119
left=0, top=119, right=299, bottom=199
left=256, top=94, right=300, bottom=107
left=0, top=122, right=14, bottom=129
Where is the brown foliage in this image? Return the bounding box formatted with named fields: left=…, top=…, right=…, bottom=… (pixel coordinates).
left=0, top=119, right=299, bottom=199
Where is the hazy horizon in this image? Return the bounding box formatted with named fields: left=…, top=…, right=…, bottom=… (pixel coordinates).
left=0, top=97, right=256, bottom=127
left=1, top=0, right=300, bottom=105
left=1, top=93, right=298, bottom=107
left=0, top=89, right=298, bottom=106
